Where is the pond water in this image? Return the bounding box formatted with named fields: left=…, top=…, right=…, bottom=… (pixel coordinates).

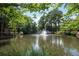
left=0, top=34, right=79, bottom=56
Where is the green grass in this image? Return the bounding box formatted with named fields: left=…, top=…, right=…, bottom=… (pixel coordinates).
left=25, top=49, right=49, bottom=56
left=0, top=49, right=49, bottom=56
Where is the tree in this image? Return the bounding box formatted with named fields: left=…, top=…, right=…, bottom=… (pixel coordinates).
left=0, top=3, right=52, bottom=33
left=65, top=3, right=79, bottom=15
left=21, top=17, right=37, bottom=34
left=38, top=9, right=63, bottom=32
left=0, top=3, right=63, bottom=35
left=61, top=16, right=79, bottom=31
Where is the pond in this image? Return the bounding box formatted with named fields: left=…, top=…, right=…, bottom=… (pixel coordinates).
left=0, top=34, right=79, bottom=56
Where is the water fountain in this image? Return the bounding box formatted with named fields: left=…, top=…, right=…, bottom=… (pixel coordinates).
left=40, top=30, right=47, bottom=40
left=40, top=30, right=47, bottom=36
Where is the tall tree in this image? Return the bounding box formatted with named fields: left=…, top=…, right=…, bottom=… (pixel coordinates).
left=38, top=9, right=63, bottom=32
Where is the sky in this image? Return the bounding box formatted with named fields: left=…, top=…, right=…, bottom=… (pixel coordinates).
left=24, top=4, right=68, bottom=25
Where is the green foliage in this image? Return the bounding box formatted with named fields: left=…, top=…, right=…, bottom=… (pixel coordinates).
left=1, top=3, right=79, bottom=34
left=22, top=3, right=51, bottom=12
left=21, top=17, right=37, bottom=34
left=56, top=3, right=79, bottom=35
left=61, top=16, right=79, bottom=31
left=0, top=5, right=27, bottom=31
left=0, top=3, right=54, bottom=33
left=66, top=3, right=79, bottom=15
left=38, top=9, right=63, bottom=32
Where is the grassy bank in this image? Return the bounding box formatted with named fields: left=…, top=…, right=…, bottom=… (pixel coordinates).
left=54, top=31, right=77, bottom=37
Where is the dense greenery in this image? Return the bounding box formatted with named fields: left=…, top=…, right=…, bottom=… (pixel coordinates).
left=59, top=4, right=79, bottom=35
left=38, top=3, right=79, bottom=35
left=0, top=3, right=53, bottom=34
left=1, top=3, right=79, bottom=56
left=0, top=3, right=79, bottom=35
left=21, top=17, right=37, bottom=34
left=38, top=9, right=63, bottom=33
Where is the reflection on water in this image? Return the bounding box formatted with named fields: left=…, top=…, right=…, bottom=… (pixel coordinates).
left=0, top=34, right=79, bottom=56
left=32, top=35, right=41, bottom=51
left=64, top=47, right=79, bottom=56
left=52, top=36, right=64, bottom=48
left=69, top=48, right=79, bottom=56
